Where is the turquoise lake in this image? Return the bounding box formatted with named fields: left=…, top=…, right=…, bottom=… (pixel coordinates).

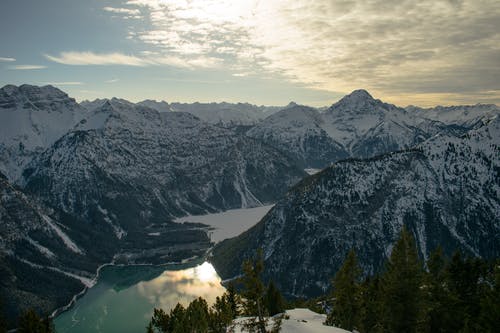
left=54, top=262, right=225, bottom=333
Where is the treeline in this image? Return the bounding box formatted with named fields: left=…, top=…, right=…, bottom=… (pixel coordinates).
left=148, top=227, right=499, bottom=333
left=325, top=227, right=500, bottom=333
left=147, top=250, right=285, bottom=333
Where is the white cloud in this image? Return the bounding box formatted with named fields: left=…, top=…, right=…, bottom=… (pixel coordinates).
left=44, top=51, right=222, bottom=69
left=43, top=82, right=83, bottom=86
left=105, top=78, right=119, bottom=83
left=9, top=65, right=46, bottom=70
left=44, top=52, right=149, bottom=66
left=0, top=57, right=16, bottom=62
left=103, top=6, right=141, bottom=15
left=119, top=0, right=500, bottom=104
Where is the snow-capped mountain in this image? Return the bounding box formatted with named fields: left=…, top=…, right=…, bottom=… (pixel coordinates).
left=136, top=99, right=173, bottom=113
left=140, top=100, right=281, bottom=126
left=246, top=90, right=464, bottom=169
left=22, top=98, right=305, bottom=240
left=0, top=84, right=87, bottom=181
left=246, top=105, right=348, bottom=168
left=407, top=104, right=500, bottom=127
left=212, top=117, right=500, bottom=298
left=322, top=90, right=439, bottom=158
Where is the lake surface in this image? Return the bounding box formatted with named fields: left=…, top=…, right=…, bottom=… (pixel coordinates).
left=55, top=205, right=273, bottom=333
left=175, top=204, right=274, bottom=243
left=54, top=262, right=225, bottom=333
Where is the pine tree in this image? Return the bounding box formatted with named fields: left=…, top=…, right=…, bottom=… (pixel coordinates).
left=325, top=249, right=362, bottom=331
left=265, top=281, right=285, bottom=316
left=445, top=252, right=486, bottom=332
left=185, top=297, right=209, bottom=333
left=226, top=282, right=240, bottom=317
left=240, top=249, right=267, bottom=333
left=209, top=295, right=234, bottom=333
left=358, top=275, right=382, bottom=333
left=380, top=226, right=423, bottom=333
left=422, top=246, right=454, bottom=333
left=150, top=308, right=171, bottom=333
left=169, top=303, right=187, bottom=333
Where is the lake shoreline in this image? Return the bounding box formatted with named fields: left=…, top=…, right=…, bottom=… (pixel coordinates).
left=52, top=203, right=274, bottom=329
left=50, top=255, right=208, bottom=319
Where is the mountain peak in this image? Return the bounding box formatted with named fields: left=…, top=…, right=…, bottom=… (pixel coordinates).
left=328, top=89, right=403, bottom=116
left=0, top=84, right=77, bottom=111
left=341, top=89, right=374, bottom=103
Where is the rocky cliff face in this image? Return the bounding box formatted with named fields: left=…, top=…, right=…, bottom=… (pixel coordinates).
left=212, top=117, right=500, bottom=298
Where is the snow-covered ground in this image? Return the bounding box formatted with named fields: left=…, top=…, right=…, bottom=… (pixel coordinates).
left=174, top=205, right=274, bottom=243
left=233, top=308, right=350, bottom=333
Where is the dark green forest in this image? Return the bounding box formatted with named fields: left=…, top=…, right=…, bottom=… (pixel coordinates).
left=325, top=227, right=499, bottom=332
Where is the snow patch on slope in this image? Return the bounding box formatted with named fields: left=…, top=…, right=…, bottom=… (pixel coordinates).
left=42, top=214, right=83, bottom=254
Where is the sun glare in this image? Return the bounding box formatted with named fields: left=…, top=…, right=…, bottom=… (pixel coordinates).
left=194, top=262, right=219, bottom=283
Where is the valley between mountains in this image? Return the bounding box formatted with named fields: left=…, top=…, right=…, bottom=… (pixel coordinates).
left=0, top=84, right=498, bottom=327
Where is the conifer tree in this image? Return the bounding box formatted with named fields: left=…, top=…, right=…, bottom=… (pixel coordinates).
left=185, top=297, right=209, bottom=333
left=240, top=249, right=267, bottom=333
left=422, top=246, right=453, bottom=332
left=358, top=275, right=382, bottom=333
left=325, top=249, right=362, bottom=331
left=265, top=281, right=285, bottom=316
left=150, top=308, right=171, bottom=333
left=445, top=252, right=485, bottom=332
left=209, top=294, right=234, bottom=333
left=169, top=303, right=187, bottom=333
left=226, top=282, right=240, bottom=317
left=380, top=226, right=423, bottom=333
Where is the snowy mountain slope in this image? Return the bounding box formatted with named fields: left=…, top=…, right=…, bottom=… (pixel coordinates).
left=323, top=90, right=441, bottom=157
left=0, top=172, right=96, bottom=325
left=0, top=84, right=87, bottom=181
left=407, top=104, right=499, bottom=127
left=247, top=105, right=348, bottom=168
left=212, top=117, right=499, bottom=298
left=21, top=99, right=306, bottom=241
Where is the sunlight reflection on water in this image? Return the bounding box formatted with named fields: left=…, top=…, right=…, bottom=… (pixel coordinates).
left=137, top=262, right=224, bottom=310
left=55, top=262, right=225, bottom=333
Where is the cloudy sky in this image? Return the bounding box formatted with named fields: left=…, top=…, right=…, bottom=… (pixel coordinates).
left=1, top=0, right=499, bottom=106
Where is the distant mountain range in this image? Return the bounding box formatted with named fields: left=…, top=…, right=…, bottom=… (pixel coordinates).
left=0, top=83, right=498, bottom=326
